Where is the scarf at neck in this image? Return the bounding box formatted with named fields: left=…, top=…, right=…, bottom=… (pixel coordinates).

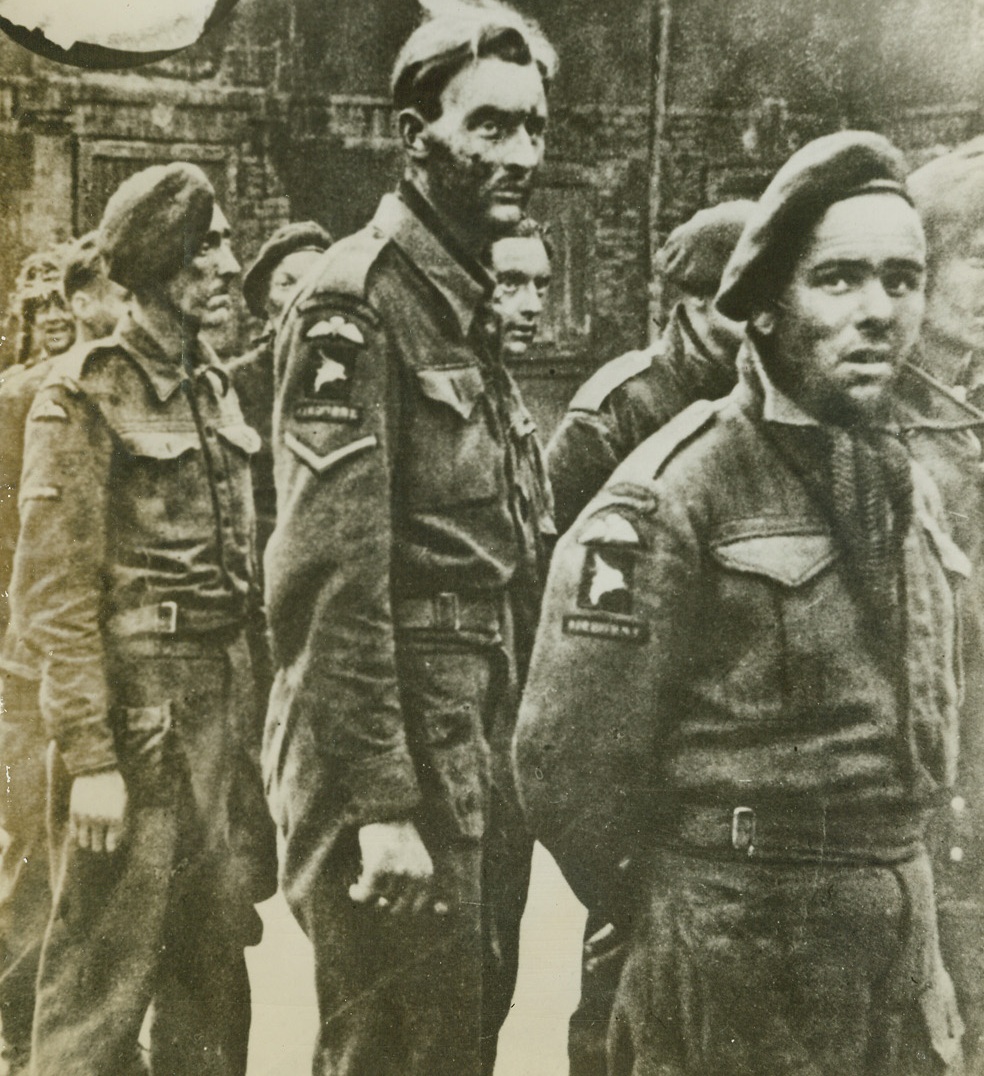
left=751, top=361, right=915, bottom=656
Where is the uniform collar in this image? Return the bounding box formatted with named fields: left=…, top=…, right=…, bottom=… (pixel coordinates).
left=116, top=309, right=228, bottom=403
left=371, top=183, right=494, bottom=337
left=746, top=346, right=821, bottom=427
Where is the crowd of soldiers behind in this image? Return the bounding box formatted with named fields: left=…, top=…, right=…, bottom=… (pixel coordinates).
left=3, top=5, right=984, bottom=1076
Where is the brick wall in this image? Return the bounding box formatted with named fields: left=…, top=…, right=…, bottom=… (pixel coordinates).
left=4, top=0, right=984, bottom=423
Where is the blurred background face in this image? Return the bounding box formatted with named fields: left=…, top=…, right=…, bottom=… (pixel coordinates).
left=34, top=293, right=76, bottom=355
left=163, top=204, right=240, bottom=328
left=922, top=225, right=984, bottom=368
left=680, top=292, right=745, bottom=356
left=71, top=276, right=130, bottom=339
left=264, top=248, right=324, bottom=323
left=17, top=253, right=62, bottom=292
left=490, top=234, right=551, bottom=357
left=758, top=193, right=926, bottom=424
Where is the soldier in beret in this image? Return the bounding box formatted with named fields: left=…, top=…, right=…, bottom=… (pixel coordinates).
left=7, top=162, right=276, bottom=1075
left=226, top=220, right=333, bottom=564
left=516, top=131, right=967, bottom=1075
left=263, top=8, right=556, bottom=1074
left=909, top=139, right=984, bottom=1073
left=547, top=200, right=752, bottom=535
left=0, top=233, right=128, bottom=1075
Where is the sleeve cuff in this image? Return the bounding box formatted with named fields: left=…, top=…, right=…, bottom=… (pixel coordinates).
left=58, top=717, right=119, bottom=777
left=343, top=748, right=421, bottom=828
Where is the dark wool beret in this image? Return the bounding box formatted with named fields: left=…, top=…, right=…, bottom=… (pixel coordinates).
left=909, top=136, right=984, bottom=271
left=716, top=131, right=911, bottom=321
left=658, top=200, right=755, bottom=298
left=242, top=221, right=333, bottom=318
left=98, top=162, right=215, bottom=292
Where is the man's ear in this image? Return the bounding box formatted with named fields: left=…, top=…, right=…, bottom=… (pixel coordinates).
left=398, top=109, right=430, bottom=161
left=750, top=306, right=776, bottom=336
left=69, top=291, right=88, bottom=323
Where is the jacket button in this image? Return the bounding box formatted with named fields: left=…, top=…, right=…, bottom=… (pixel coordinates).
left=952, top=795, right=967, bottom=814
left=951, top=846, right=964, bottom=863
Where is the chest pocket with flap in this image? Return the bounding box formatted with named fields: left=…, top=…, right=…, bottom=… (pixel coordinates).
left=711, top=532, right=839, bottom=587
left=708, top=528, right=845, bottom=659
left=403, top=365, right=502, bottom=507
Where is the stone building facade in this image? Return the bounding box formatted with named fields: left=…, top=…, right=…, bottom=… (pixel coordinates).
left=1, top=0, right=983, bottom=427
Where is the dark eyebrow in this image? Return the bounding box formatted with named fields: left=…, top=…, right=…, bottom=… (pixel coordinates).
left=810, top=256, right=924, bottom=273
left=467, top=105, right=541, bottom=127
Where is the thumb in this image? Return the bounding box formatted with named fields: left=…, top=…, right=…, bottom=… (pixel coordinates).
left=348, top=878, right=374, bottom=904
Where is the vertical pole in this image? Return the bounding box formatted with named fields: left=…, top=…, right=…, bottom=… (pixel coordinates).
left=647, top=0, right=672, bottom=341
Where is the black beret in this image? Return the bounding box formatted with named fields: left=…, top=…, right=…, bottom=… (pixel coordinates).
left=242, top=221, right=333, bottom=318
left=716, top=131, right=911, bottom=321
left=98, top=162, right=215, bottom=292
left=909, top=136, right=984, bottom=269
left=658, top=200, right=755, bottom=297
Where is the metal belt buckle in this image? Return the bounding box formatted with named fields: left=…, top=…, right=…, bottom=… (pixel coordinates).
left=731, top=806, right=756, bottom=855
left=157, top=601, right=178, bottom=635
left=434, top=592, right=460, bottom=632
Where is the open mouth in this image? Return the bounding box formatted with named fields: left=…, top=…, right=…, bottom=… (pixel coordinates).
left=492, top=186, right=530, bottom=204
left=42, top=322, right=74, bottom=343
left=846, top=347, right=892, bottom=365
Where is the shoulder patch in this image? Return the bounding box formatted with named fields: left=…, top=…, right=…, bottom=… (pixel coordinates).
left=306, top=316, right=365, bottom=346
left=300, top=313, right=369, bottom=411
left=608, top=397, right=721, bottom=487
left=579, top=512, right=641, bottom=547
left=569, top=345, right=660, bottom=413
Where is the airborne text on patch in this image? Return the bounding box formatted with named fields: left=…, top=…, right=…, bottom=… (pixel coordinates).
left=562, top=614, right=649, bottom=643
left=294, top=402, right=362, bottom=423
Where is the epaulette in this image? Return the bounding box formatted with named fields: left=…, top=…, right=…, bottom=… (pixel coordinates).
left=300, top=226, right=391, bottom=305
left=40, top=336, right=121, bottom=391
left=894, top=361, right=984, bottom=431
left=569, top=343, right=663, bottom=413
left=607, top=396, right=721, bottom=487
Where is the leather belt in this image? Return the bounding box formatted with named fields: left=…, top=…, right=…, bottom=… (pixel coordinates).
left=394, top=592, right=502, bottom=634
left=664, top=803, right=927, bottom=864
left=106, top=601, right=241, bottom=638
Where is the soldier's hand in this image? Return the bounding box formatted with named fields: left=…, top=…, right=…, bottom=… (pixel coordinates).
left=349, top=820, right=434, bottom=915
left=584, top=921, right=626, bottom=974
left=69, top=770, right=127, bottom=853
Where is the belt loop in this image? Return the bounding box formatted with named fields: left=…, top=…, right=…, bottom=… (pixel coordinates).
left=157, top=601, right=178, bottom=635
left=434, top=592, right=460, bottom=632
left=731, top=806, right=756, bottom=856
